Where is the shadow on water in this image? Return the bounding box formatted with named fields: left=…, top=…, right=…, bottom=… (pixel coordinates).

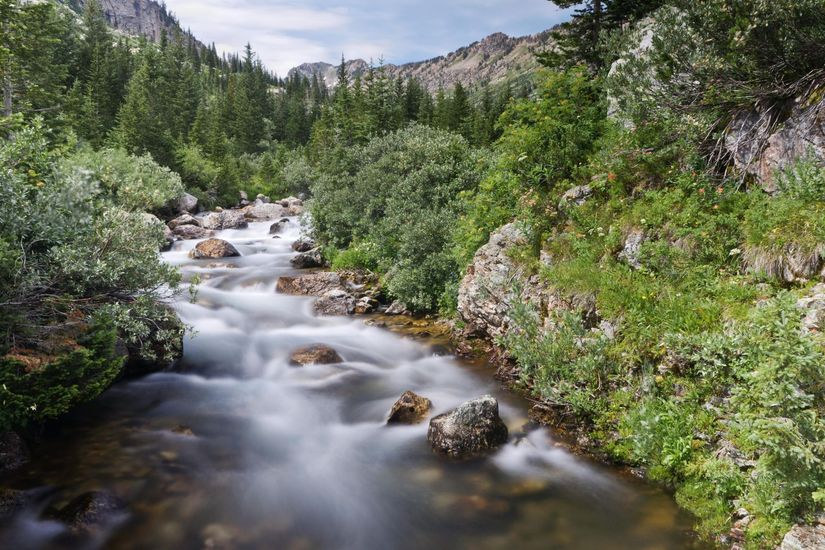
left=0, top=218, right=708, bottom=550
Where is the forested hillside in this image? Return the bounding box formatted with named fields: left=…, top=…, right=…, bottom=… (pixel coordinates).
left=2, top=0, right=825, bottom=547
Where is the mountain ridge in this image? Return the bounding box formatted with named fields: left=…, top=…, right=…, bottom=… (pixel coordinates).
left=288, top=30, right=553, bottom=92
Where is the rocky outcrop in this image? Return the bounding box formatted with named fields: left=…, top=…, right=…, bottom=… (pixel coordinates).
left=70, top=0, right=195, bottom=45
left=780, top=521, right=825, bottom=550
left=457, top=223, right=531, bottom=339
left=172, top=225, right=213, bottom=240
left=288, top=345, right=343, bottom=366
left=290, top=248, right=324, bottom=269
left=387, top=391, right=432, bottom=425
left=618, top=229, right=645, bottom=269
left=47, top=491, right=127, bottom=536
left=797, top=284, right=825, bottom=334
left=725, top=93, right=825, bottom=193
left=189, top=239, right=240, bottom=259
left=289, top=30, right=552, bottom=94
left=427, top=396, right=508, bottom=459
left=0, top=431, right=29, bottom=475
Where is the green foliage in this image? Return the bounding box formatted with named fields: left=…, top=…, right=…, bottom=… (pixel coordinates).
left=310, top=124, right=485, bottom=310
left=0, top=319, right=123, bottom=431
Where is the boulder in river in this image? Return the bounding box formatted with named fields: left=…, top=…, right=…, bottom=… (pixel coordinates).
left=292, top=236, right=316, bottom=252
left=0, top=488, right=34, bottom=518
left=385, top=301, right=410, bottom=316
left=313, top=289, right=356, bottom=316
left=173, top=225, right=214, bottom=240
left=288, top=345, right=343, bottom=366
left=427, top=396, right=508, bottom=459
left=387, top=391, right=432, bottom=425
left=276, top=272, right=344, bottom=296
left=269, top=219, right=290, bottom=234
left=48, top=491, right=127, bottom=536
left=0, top=431, right=29, bottom=475
left=202, top=210, right=248, bottom=231
left=244, top=203, right=285, bottom=220
left=290, top=248, right=324, bottom=269
left=189, top=239, right=241, bottom=259
left=168, top=214, right=201, bottom=230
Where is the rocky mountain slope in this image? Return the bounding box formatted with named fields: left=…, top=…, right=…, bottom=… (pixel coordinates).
left=62, top=0, right=189, bottom=43
left=289, top=31, right=553, bottom=92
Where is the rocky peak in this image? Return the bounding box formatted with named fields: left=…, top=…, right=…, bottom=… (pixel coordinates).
left=66, top=0, right=191, bottom=44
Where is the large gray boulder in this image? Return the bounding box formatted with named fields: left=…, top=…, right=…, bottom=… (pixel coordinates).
left=313, top=289, right=356, bottom=316
left=797, top=284, right=825, bottom=334
left=175, top=192, right=199, bottom=214
left=243, top=203, right=286, bottom=220
left=427, top=396, right=508, bottom=459
left=168, top=214, right=200, bottom=230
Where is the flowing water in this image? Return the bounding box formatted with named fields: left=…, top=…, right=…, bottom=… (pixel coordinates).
left=1, top=219, right=705, bottom=549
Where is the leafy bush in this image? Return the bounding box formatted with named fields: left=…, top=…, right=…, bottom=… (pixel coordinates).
left=310, top=124, right=485, bottom=310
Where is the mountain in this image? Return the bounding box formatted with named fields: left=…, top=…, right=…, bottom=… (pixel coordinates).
left=288, top=31, right=553, bottom=92
left=63, top=0, right=192, bottom=43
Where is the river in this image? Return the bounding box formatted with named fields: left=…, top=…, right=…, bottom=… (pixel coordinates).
left=0, top=218, right=704, bottom=549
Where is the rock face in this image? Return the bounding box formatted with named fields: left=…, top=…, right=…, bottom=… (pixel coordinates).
left=291, top=248, right=324, bottom=269
left=797, top=283, right=825, bottom=334
left=313, top=289, right=356, bottom=316
left=189, top=239, right=240, bottom=259
left=0, top=431, right=29, bottom=475
left=387, top=391, right=432, bottom=424
left=780, top=523, right=825, bottom=550
left=201, top=210, right=248, bottom=231
left=71, top=0, right=192, bottom=45
left=457, top=223, right=530, bottom=339
left=427, top=396, right=508, bottom=458
left=618, top=229, right=645, bottom=269
left=289, top=30, right=552, bottom=94
left=288, top=345, right=343, bottom=366
left=172, top=225, right=213, bottom=240
left=49, top=491, right=127, bottom=536
left=726, top=93, right=825, bottom=193
left=174, top=192, right=199, bottom=214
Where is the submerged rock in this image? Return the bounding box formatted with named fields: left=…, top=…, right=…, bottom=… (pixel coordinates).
left=313, top=289, right=356, bottom=316
left=290, top=248, right=324, bottom=269
left=269, top=219, right=290, bottom=234
left=427, top=396, right=508, bottom=459
left=48, top=491, right=127, bottom=536
left=0, top=431, right=29, bottom=475
left=288, top=345, right=343, bottom=366
left=387, top=391, right=432, bottom=425
left=189, top=239, right=240, bottom=259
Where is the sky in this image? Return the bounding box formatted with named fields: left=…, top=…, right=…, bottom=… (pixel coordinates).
left=161, top=0, right=574, bottom=77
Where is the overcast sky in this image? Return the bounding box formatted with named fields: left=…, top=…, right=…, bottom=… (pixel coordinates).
left=162, top=0, right=574, bottom=77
